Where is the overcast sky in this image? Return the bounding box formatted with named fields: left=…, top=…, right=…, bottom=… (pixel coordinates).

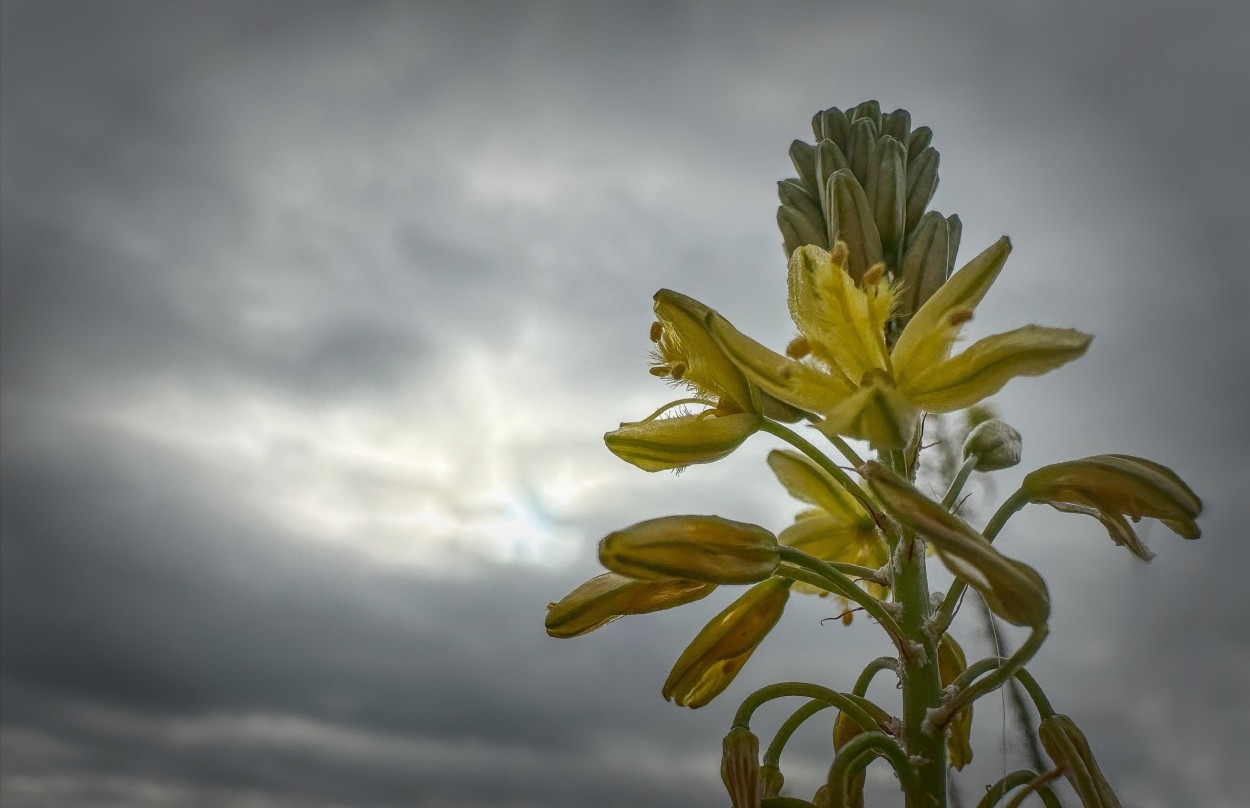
left=2, top=1, right=1248, bottom=806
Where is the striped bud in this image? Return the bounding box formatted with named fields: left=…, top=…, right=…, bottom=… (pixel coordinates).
left=599, top=515, right=780, bottom=585
left=545, top=573, right=715, bottom=638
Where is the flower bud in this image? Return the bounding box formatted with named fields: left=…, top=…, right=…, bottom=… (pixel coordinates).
left=545, top=573, right=716, bottom=638
left=1022, top=454, right=1201, bottom=561
left=663, top=579, right=790, bottom=707
left=860, top=461, right=1050, bottom=628
left=721, top=726, right=762, bottom=808
left=1039, top=714, right=1123, bottom=807
left=759, top=764, right=784, bottom=799
left=962, top=418, right=1022, bottom=472
left=599, top=515, right=780, bottom=585
left=937, top=634, right=973, bottom=770
left=831, top=697, right=893, bottom=808
left=604, top=412, right=761, bottom=472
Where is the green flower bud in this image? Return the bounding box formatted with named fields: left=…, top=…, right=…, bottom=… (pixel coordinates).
left=598, top=515, right=780, bottom=585
left=545, top=573, right=715, bottom=638
left=831, top=697, right=893, bottom=808
left=663, top=579, right=790, bottom=708
left=721, top=726, right=762, bottom=808
left=860, top=461, right=1050, bottom=628
left=1039, top=714, right=1123, bottom=807
left=1023, top=454, right=1202, bottom=561
left=604, top=412, right=761, bottom=472
left=962, top=418, right=1023, bottom=471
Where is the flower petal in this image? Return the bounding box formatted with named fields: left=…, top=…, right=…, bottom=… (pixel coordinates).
left=817, top=382, right=916, bottom=449
left=767, top=449, right=866, bottom=520
left=893, top=236, right=1011, bottom=380
left=545, top=573, right=716, bottom=638
left=663, top=579, right=791, bottom=708
left=706, top=311, right=852, bottom=413
left=787, top=244, right=893, bottom=382
left=605, top=412, right=760, bottom=472
left=902, top=325, right=1092, bottom=413
left=653, top=289, right=757, bottom=413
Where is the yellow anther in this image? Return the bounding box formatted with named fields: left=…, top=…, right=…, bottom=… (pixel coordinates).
left=649, top=365, right=670, bottom=378
left=862, top=263, right=885, bottom=286
left=649, top=321, right=663, bottom=342
left=830, top=240, right=850, bottom=268
left=670, top=362, right=687, bottom=381
left=785, top=335, right=811, bottom=359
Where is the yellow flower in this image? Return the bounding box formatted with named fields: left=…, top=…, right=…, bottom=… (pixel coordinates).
left=545, top=573, right=716, bottom=638
left=664, top=579, right=791, bottom=708
left=1022, top=454, right=1202, bottom=561
left=598, top=515, right=780, bottom=585
left=767, top=449, right=888, bottom=611
left=605, top=290, right=763, bottom=472
left=861, top=461, right=1050, bottom=628
left=708, top=238, right=1092, bottom=448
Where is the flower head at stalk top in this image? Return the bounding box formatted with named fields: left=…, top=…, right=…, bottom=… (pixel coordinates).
left=708, top=238, right=1093, bottom=448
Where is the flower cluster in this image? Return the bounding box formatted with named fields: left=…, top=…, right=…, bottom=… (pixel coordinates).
left=545, top=102, right=1202, bottom=808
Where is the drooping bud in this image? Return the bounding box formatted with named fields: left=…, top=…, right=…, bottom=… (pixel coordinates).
left=759, top=764, right=785, bottom=798
left=1022, top=454, right=1202, bottom=561
left=599, top=515, right=780, bottom=585
left=1039, top=714, right=1124, bottom=807
left=545, top=573, right=716, bottom=638
left=663, top=579, right=791, bottom=707
left=604, top=412, right=761, bottom=472
left=962, top=418, right=1023, bottom=472
left=721, top=726, right=762, bottom=808
left=860, top=461, right=1050, bottom=628
left=937, top=634, right=973, bottom=769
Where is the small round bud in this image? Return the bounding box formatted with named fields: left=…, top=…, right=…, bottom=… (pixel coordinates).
left=962, top=418, right=1023, bottom=471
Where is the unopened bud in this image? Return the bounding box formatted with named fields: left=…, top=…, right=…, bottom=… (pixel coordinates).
left=599, top=515, right=780, bottom=585
left=605, top=412, right=761, bottom=472
left=962, top=418, right=1022, bottom=472
left=545, top=573, right=715, bottom=638
left=721, top=726, right=761, bottom=808
left=760, top=764, right=784, bottom=798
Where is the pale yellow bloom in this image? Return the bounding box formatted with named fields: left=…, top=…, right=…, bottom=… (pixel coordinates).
left=708, top=239, right=1092, bottom=448
left=605, top=290, right=762, bottom=471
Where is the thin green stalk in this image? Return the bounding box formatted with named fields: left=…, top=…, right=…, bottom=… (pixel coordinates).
left=1013, top=667, right=1055, bottom=719
left=1003, top=769, right=1065, bottom=808
left=759, top=419, right=882, bottom=524
left=933, top=488, right=1030, bottom=634
left=942, top=455, right=979, bottom=509
left=764, top=699, right=834, bottom=766
left=853, top=656, right=900, bottom=697
left=933, top=627, right=1049, bottom=728
left=778, top=548, right=903, bottom=643
left=827, top=731, right=921, bottom=804
left=733, top=682, right=882, bottom=735
left=975, top=771, right=1063, bottom=808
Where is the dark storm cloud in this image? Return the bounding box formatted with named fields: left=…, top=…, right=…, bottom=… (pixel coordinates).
left=3, top=1, right=1248, bottom=807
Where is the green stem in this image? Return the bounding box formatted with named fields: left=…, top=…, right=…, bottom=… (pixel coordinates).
left=777, top=548, right=903, bottom=644
left=1002, top=769, right=1065, bottom=808
left=759, top=419, right=881, bottom=523
left=763, top=699, right=834, bottom=767
left=853, top=656, right=900, bottom=697
left=975, top=771, right=1063, bottom=808
left=941, top=455, right=979, bottom=510
left=933, top=488, right=1030, bottom=634
left=1013, top=667, right=1056, bottom=719
left=827, top=731, right=921, bottom=804
left=933, top=627, right=1049, bottom=728
left=733, top=682, right=882, bottom=735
